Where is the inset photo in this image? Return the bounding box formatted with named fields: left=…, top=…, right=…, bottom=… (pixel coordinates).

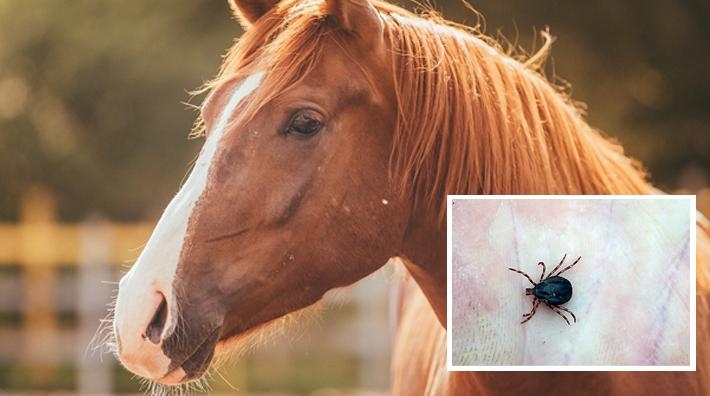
left=447, top=196, right=695, bottom=370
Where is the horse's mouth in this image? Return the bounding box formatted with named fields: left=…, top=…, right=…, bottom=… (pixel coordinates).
left=159, top=309, right=281, bottom=384
left=162, top=326, right=221, bottom=384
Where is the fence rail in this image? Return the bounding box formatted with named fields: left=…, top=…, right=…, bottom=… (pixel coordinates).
left=0, top=187, right=153, bottom=264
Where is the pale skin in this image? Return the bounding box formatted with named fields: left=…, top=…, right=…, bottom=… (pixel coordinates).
left=450, top=198, right=691, bottom=366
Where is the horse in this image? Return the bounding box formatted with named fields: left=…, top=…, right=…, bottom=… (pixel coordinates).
left=108, top=0, right=710, bottom=394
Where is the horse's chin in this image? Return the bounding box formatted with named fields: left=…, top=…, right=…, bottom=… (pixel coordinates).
left=154, top=327, right=264, bottom=385
left=155, top=304, right=320, bottom=386
left=215, top=333, right=244, bottom=354
left=150, top=327, right=221, bottom=386
left=158, top=367, right=188, bottom=385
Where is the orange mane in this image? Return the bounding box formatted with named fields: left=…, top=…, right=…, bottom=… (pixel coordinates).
left=194, top=0, right=651, bottom=220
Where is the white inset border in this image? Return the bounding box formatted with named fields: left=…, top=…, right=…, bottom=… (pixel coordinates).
left=446, top=195, right=696, bottom=371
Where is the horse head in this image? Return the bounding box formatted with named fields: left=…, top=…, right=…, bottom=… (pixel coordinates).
left=113, top=0, right=411, bottom=384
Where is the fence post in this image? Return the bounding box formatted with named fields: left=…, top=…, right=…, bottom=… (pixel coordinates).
left=19, top=185, right=59, bottom=382
left=78, top=215, right=114, bottom=395
left=353, top=265, right=392, bottom=390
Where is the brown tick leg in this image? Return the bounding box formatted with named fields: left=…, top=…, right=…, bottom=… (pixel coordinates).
left=548, top=253, right=567, bottom=277
left=554, top=256, right=582, bottom=277
left=537, top=261, right=546, bottom=282
left=508, top=267, right=536, bottom=286
left=555, top=305, right=577, bottom=323
left=521, top=299, right=540, bottom=324
left=522, top=298, right=540, bottom=317
left=546, top=303, right=572, bottom=325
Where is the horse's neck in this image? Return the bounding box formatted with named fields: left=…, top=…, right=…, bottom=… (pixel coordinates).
left=468, top=38, right=650, bottom=196
left=399, top=215, right=448, bottom=327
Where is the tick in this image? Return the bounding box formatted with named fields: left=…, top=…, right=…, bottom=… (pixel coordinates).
left=508, top=254, right=580, bottom=325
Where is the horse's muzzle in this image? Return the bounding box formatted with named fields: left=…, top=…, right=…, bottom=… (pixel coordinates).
left=113, top=269, right=179, bottom=383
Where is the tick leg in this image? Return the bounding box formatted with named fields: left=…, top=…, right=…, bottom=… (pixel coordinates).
left=555, top=305, right=577, bottom=323
left=522, top=298, right=540, bottom=317
left=555, top=256, right=582, bottom=277
left=508, top=268, right=536, bottom=286
left=548, top=253, right=567, bottom=278
left=546, top=302, right=572, bottom=325
left=521, top=299, right=540, bottom=324
left=537, top=261, right=546, bottom=282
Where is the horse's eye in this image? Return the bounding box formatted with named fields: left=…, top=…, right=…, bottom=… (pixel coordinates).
left=285, top=110, right=324, bottom=138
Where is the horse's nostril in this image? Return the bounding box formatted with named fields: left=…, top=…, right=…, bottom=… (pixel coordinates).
left=145, top=294, right=168, bottom=344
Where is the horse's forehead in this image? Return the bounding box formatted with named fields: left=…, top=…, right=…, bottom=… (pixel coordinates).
left=203, top=29, right=391, bottom=124
left=301, top=44, right=391, bottom=105
left=201, top=73, right=257, bottom=118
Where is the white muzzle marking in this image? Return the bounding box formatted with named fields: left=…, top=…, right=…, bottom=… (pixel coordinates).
left=113, top=72, right=264, bottom=381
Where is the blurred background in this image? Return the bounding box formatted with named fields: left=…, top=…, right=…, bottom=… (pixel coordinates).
left=0, top=0, right=708, bottom=394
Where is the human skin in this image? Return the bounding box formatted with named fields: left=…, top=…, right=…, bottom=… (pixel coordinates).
left=451, top=198, right=691, bottom=366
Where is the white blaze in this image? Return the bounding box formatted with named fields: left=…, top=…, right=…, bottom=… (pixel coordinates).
left=114, top=72, right=264, bottom=380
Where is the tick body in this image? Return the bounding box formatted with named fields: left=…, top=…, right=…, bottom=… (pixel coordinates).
left=508, top=254, right=580, bottom=325
left=527, top=276, right=572, bottom=305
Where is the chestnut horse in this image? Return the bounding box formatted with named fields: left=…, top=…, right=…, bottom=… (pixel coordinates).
left=110, top=0, right=710, bottom=394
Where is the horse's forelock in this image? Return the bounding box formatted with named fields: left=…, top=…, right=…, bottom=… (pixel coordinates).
left=190, top=0, right=331, bottom=140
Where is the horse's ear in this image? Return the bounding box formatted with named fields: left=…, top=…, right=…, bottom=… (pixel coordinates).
left=324, top=0, right=383, bottom=43
left=228, top=0, right=279, bottom=28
